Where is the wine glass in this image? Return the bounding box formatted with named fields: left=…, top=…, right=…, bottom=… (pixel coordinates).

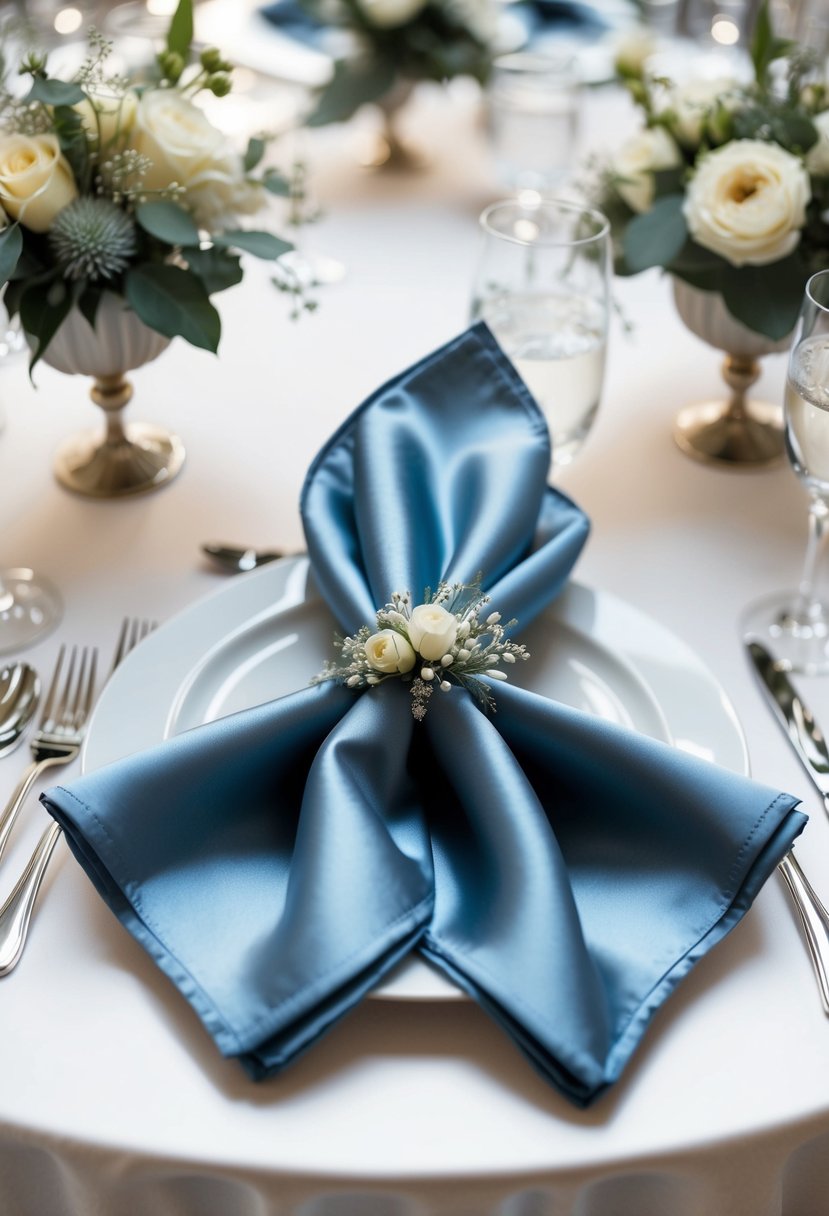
left=0, top=568, right=62, bottom=655
left=742, top=269, right=829, bottom=673
left=470, top=197, right=611, bottom=469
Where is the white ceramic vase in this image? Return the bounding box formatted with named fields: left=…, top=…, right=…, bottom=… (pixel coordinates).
left=671, top=278, right=792, bottom=468
left=37, top=292, right=185, bottom=499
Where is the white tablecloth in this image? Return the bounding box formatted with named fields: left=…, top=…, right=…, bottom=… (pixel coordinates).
left=2, top=76, right=829, bottom=1216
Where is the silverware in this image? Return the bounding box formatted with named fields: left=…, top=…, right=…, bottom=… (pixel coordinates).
left=0, top=619, right=153, bottom=977
left=0, top=663, right=40, bottom=759
left=745, top=635, right=829, bottom=1013
left=0, top=645, right=97, bottom=866
left=201, top=542, right=285, bottom=573
left=745, top=639, right=829, bottom=815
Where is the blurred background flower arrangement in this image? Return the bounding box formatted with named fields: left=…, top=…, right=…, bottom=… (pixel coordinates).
left=596, top=0, right=829, bottom=342
left=0, top=0, right=296, bottom=372
left=296, top=0, right=498, bottom=127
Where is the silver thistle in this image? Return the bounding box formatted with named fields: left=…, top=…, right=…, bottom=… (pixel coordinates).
left=49, top=197, right=136, bottom=281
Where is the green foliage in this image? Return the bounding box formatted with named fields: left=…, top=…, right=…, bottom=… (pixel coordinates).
left=166, top=0, right=194, bottom=59
left=623, top=195, right=687, bottom=273
left=0, top=225, right=22, bottom=288
left=20, top=279, right=76, bottom=375
left=23, top=77, right=86, bottom=106
left=125, top=264, right=220, bottom=352
left=181, top=246, right=243, bottom=294
left=135, top=201, right=200, bottom=247
left=307, top=58, right=397, bottom=127
left=213, top=229, right=293, bottom=259
left=750, top=0, right=793, bottom=88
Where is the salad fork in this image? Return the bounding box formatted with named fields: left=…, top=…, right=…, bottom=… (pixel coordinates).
left=0, top=645, right=97, bottom=866
left=0, top=619, right=153, bottom=976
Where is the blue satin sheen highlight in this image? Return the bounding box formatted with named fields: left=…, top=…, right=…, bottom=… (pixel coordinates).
left=43, top=324, right=806, bottom=1106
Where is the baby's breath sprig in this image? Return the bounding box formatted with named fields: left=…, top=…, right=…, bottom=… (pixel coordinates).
left=311, top=578, right=530, bottom=720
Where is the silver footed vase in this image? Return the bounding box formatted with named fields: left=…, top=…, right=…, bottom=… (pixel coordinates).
left=37, top=292, right=184, bottom=499
left=672, top=278, right=791, bottom=469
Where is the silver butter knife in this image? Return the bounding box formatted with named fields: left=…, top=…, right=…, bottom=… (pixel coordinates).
left=746, top=639, right=829, bottom=817
left=745, top=636, right=829, bottom=1014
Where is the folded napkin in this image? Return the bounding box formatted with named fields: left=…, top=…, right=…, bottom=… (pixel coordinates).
left=43, top=325, right=806, bottom=1106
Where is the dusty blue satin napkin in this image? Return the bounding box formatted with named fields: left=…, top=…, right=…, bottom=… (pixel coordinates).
left=43, top=324, right=806, bottom=1107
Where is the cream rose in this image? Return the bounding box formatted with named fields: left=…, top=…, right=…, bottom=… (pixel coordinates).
left=0, top=133, right=77, bottom=233
left=130, top=89, right=226, bottom=201
left=179, top=151, right=262, bottom=229
left=74, top=88, right=138, bottom=148
left=684, top=139, right=811, bottom=267
left=666, top=77, right=738, bottom=147
left=613, top=26, right=656, bottom=77
left=613, top=126, right=681, bottom=214
left=407, top=604, right=459, bottom=662
left=806, top=109, right=829, bottom=177
left=354, top=0, right=427, bottom=27
left=364, top=629, right=416, bottom=674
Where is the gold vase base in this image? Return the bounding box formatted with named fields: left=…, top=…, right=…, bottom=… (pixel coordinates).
left=357, top=129, right=428, bottom=172
left=54, top=423, right=185, bottom=498
left=673, top=398, right=784, bottom=469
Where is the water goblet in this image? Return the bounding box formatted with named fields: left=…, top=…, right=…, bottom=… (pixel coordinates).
left=0, top=568, right=62, bottom=655
left=742, top=269, right=829, bottom=673
left=486, top=52, right=581, bottom=196
left=470, top=197, right=611, bottom=470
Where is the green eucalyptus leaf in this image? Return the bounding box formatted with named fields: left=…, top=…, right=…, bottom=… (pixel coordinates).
left=262, top=168, right=291, bottom=196
left=166, top=0, right=193, bottom=57
left=306, top=57, right=397, bottom=127
left=125, top=264, right=220, bottom=352
left=623, top=194, right=688, bottom=273
left=52, top=104, right=89, bottom=184
left=770, top=110, right=819, bottom=153
left=19, top=278, right=73, bottom=375
left=0, top=224, right=23, bottom=288
left=24, top=77, right=86, bottom=106
left=212, top=229, right=292, bottom=259
left=244, top=136, right=266, bottom=172
left=720, top=255, right=806, bottom=340
left=135, top=201, right=200, bottom=246
left=182, top=245, right=243, bottom=293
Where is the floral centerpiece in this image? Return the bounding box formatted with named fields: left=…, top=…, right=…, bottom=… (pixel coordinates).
left=0, top=0, right=294, bottom=373
left=599, top=3, right=829, bottom=341
left=298, top=0, right=497, bottom=128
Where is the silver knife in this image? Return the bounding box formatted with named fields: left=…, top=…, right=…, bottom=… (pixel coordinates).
left=745, top=636, right=829, bottom=1013
left=746, top=639, right=829, bottom=818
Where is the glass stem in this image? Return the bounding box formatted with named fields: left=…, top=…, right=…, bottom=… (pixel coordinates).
left=795, top=494, right=829, bottom=622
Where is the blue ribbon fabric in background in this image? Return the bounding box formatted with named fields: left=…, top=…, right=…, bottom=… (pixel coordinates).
left=43, top=325, right=806, bottom=1107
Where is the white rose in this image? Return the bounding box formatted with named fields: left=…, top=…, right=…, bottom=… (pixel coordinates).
left=354, top=0, right=427, bottom=27
left=613, top=125, right=681, bottom=214
left=0, top=133, right=77, bottom=232
left=130, top=89, right=225, bottom=196
left=613, top=26, right=657, bottom=77
left=408, top=603, right=459, bottom=661
left=667, top=77, right=738, bottom=147
left=74, top=88, right=138, bottom=148
left=364, top=629, right=416, bottom=673
left=684, top=139, right=811, bottom=267
left=180, top=151, right=263, bottom=229
left=806, top=109, right=829, bottom=177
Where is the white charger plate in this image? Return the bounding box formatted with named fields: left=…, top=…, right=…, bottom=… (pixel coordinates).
left=82, top=556, right=748, bottom=1000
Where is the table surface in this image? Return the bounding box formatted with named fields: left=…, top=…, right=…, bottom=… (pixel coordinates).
left=2, top=66, right=829, bottom=1216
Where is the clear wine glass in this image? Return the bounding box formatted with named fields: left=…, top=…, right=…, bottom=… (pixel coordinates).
left=0, top=568, right=62, bottom=655
left=742, top=269, right=829, bottom=673
left=470, top=197, right=611, bottom=469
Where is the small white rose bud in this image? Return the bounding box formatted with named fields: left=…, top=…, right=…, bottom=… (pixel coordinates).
left=366, top=675, right=380, bottom=684
left=487, top=655, right=500, bottom=665
left=440, top=680, right=452, bottom=692
left=458, top=648, right=470, bottom=661
left=486, top=612, right=501, bottom=625
left=457, top=620, right=471, bottom=639
left=347, top=674, right=361, bottom=687
left=421, top=667, right=435, bottom=681
left=503, top=652, right=516, bottom=663
left=441, top=654, right=453, bottom=667
left=487, top=670, right=509, bottom=681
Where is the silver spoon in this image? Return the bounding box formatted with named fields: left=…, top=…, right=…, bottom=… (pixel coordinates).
left=201, top=543, right=286, bottom=574
left=0, top=664, right=40, bottom=758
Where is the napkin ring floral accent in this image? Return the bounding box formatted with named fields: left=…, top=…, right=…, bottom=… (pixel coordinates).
left=312, top=580, right=529, bottom=719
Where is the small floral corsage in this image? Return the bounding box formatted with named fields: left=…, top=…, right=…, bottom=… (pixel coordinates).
left=312, top=579, right=529, bottom=719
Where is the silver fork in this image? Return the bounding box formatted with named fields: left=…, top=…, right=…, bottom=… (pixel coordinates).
left=0, top=618, right=154, bottom=976
left=0, top=645, right=98, bottom=867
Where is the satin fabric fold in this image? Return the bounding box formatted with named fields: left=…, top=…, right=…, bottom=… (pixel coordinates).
left=43, top=323, right=806, bottom=1105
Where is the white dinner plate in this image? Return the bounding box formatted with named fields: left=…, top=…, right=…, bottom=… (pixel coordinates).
left=82, top=556, right=748, bottom=1001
